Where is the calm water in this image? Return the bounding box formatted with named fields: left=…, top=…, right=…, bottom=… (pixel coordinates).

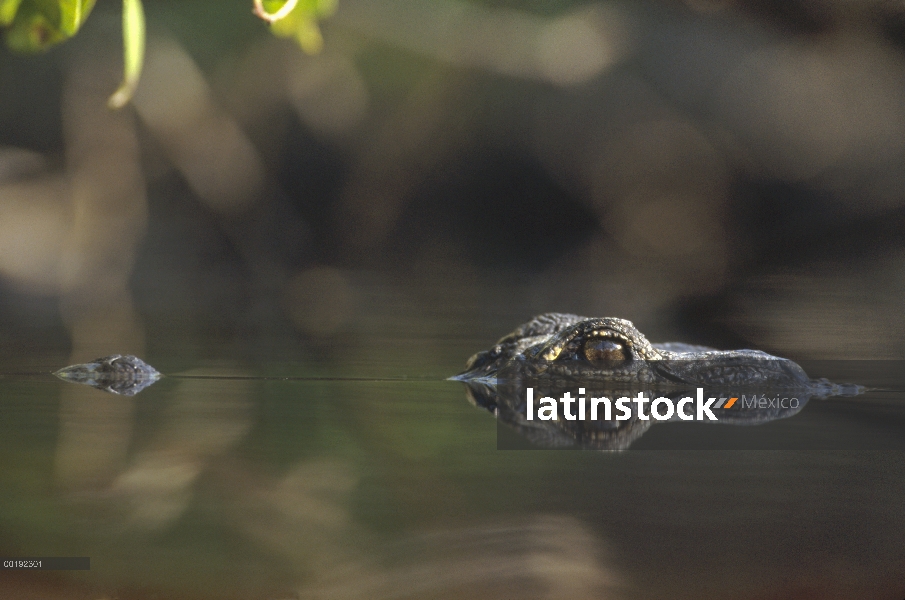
left=1, top=346, right=904, bottom=600
left=3, top=0, right=905, bottom=594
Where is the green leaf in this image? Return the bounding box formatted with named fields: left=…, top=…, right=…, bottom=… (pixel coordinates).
left=264, top=0, right=336, bottom=19
left=108, top=0, right=145, bottom=109
left=0, top=0, right=25, bottom=27
left=3, top=0, right=95, bottom=51
left=56, top=0, right=96, bottom=36
left=4, top=4, right=66, bottom=51
left=263, top=0, right=336, bottom=54
left=257, top=0, right=299, bottom=23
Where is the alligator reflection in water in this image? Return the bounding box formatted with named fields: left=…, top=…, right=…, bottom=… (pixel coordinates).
left=455, top=314, right=864, bottom=450
left=54, top=355, right=161, bottom=396
left=461, top=379, right=821, bottom=450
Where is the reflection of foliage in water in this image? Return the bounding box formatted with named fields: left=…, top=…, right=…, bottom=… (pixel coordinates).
left=0, top=372, right=620, bottom=596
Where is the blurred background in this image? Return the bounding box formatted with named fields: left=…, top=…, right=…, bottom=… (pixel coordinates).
left=3, top=2, right=905, bottom=599
left=2, top=0, right=905, bottom=368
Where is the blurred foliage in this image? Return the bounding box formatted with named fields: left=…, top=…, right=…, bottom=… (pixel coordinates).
left=0, top=0, right=335, bottom=106
left=107, top=0, right=144, bottom=108
left=262, top=0, right=337, bottom=54
left=0, top=0, right=96, bottom=51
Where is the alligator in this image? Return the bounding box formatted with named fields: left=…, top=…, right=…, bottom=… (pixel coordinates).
left=454, top=313, right=864, bottom=449
left=456, top=313, right=862, bottom=394
left=54, top=354, right=161, bottom=396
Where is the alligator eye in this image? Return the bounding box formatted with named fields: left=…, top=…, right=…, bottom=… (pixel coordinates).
left=583, top=338, right=627, bottom=362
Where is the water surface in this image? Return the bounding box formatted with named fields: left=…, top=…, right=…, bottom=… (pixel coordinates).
left=1, top=351, right=904, bottom=599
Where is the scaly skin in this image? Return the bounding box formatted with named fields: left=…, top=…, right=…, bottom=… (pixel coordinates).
left=54, top=354, right=161, bottom=396
left=457, top=313, right=861, bottom=395
left=456, top=313, right=864, bottom=449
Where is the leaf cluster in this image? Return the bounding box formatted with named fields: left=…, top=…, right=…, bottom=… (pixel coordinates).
left=1, top=0, right=334, bottom=107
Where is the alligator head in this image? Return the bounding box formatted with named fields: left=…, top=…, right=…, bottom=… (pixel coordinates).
left=454, top=314, right=864, bottom=450
left=456, top=313, right=862, bottom=394
left=54, top=354, right=161, bottom=396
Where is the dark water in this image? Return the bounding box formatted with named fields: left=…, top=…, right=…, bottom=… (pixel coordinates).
left=488, top=361, right=905, bottom=451
left=2, top=348, right=905, bottom=600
